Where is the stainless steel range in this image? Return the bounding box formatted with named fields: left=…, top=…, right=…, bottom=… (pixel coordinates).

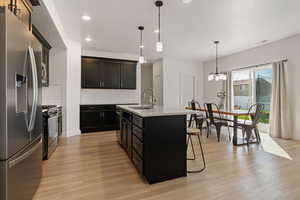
left=42, top=105, right=62, bottom=160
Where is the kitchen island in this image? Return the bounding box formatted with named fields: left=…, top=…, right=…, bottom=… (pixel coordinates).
left=116, top=105, right=196, bottom=184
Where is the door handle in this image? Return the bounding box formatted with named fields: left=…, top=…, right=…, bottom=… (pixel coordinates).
left=100, top=112, right=104, bottom=119
left=26, top=46, right=38, bottom=132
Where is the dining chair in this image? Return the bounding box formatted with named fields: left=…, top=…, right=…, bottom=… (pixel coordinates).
left=188, top=100, right=207, bottom=135
left=237, top=104, right=264, bottom=145
left=204, top=103, right=231, bottom=142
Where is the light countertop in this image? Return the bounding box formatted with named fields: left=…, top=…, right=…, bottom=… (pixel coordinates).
left=117, top=105, right=198, bottom=117
left=80, top=103, right=138, bottom=106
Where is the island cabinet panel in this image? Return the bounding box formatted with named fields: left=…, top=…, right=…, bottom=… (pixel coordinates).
left=116, top=109, right=122, bottom=143
left=132, top=149, right=143, bottom=174
left=143, top=115, right=187, bottom=184
left=132, top=125, right=143, bottom=141
left=117, top=109, right=187, bottom=184
left=119, top=111, right=132, bottom=153
left=132, top=134, right=143, bottom=157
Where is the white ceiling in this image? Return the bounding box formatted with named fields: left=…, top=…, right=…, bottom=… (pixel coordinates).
left=51, top=0, right=300, bottom=62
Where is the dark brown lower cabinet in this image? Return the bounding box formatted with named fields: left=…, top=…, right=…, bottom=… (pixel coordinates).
left=80, top=105, right=117, bottom=133
left=117, top=109, right=187, bottom=184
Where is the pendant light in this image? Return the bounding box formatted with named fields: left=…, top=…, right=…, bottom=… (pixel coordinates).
left=138, top=26, right=146, bottom=64
left=155, top=0, right=163, bottom=52
left=208, top=41, right=227, bottom=81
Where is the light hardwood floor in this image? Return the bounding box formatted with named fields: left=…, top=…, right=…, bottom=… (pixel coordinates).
left=33, top=131, right=300, bottom=200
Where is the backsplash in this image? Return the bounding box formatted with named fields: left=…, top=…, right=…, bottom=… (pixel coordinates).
left=42, top=85, right=64, bottom=106
left=80, top=89, right=140, bottom=105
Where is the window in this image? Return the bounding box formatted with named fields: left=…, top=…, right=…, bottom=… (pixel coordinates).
left=232, top=64, right=272, bottom=133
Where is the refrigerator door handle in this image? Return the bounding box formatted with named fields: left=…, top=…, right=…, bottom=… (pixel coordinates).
left=8, top=138, right=42, bottom=168
left=26, top=46, right=39, bottom=132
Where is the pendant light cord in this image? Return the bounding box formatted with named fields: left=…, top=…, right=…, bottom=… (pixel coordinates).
left=215, top=41, right=219, bottom=74
left=158, top=6, right=161, bottom=42
left=138, top=26, right=144, bottom=58
left=140, top=29, right=143, bottom=57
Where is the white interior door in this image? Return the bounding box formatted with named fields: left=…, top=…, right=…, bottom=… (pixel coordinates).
left=180, top=74, right=195, bottom=107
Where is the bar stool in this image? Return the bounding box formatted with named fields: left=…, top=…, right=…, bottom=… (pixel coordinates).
left=187, top=128, right=206, bottom=173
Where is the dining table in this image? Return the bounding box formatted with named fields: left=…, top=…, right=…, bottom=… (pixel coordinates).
left=185, top=107, right=258, bottom=146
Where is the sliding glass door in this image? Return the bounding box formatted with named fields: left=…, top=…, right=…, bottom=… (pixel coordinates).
left=232, top=65, right=272, bottom=133
left=232, top=69, right=253, bottom=111
left=255, top=66, right=272, bottom=133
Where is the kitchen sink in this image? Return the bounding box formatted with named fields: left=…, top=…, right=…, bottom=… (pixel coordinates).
left=130, top=105, right=153, bottom=110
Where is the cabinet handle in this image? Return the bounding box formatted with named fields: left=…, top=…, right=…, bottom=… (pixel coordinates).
left=99, top=81, right=105, bottom=88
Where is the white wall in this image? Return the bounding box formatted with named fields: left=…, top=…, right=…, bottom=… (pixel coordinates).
left=65, top=40, right=81, bottom=137
left=41, top=48, right=68, bottom=135
left=163, top=57, right=204, bottom=108
left=42, top=48, right=66, bottom=106
left=34, top=0, right=83, bottom=137
left=80, top=50, right=141, bottom=105
left=32, top=1, right=68, bottom=135
left=203, top=34, right=300, bottom=139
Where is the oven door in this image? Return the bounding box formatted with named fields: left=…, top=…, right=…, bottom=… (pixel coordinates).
left=47, top=115, right=58, bottom=157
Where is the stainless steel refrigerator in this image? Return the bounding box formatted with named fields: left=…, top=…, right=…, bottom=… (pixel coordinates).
left=0, top=6, right=43, bottom=200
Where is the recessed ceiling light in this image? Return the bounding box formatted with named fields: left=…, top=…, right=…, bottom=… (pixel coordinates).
left=85, top=37, right=92, bottom=42
left=82, top=15, right=91, bottom=21
left=182, top=0, right=193, bottom=4
left=139, top=45, right=144, bottom=49
left=154, top=29, right=160, bottom=33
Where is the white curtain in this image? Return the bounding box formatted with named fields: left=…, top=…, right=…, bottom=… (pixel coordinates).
left=270, top=61, right=292, bottom=139
left=224, top=71, right=232, bottom=111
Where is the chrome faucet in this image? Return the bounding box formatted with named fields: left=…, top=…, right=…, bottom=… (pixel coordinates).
left=142, top=88, right=155, bottom=108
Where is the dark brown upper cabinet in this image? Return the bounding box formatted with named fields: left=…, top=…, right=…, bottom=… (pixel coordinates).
left=81, top=56, right=137, bottom=89
left=81, top=57, right=101, bottom=88
left=100, top=60, right=121, bottom=89
left=121, top=63, right=137, bottom=89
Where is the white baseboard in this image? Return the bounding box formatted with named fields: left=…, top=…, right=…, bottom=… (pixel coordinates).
left=62, top=129, right=81, bottom=137
left=293, top=134, right=300, bottom=140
